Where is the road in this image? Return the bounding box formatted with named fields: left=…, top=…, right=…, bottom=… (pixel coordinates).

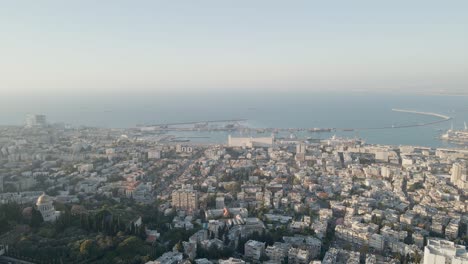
left=155, top=150, right=204, bottom=197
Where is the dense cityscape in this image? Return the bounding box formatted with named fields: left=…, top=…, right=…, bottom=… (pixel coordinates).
left=0, top=115, right=466, bottom=264
left=3, top=0, right=468, bottom=263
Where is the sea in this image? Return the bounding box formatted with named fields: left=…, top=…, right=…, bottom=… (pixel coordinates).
left=2, top=91, right=467, bottom=148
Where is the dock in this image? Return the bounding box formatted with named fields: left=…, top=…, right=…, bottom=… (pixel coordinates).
left=391, top=109, right=451, bottom=120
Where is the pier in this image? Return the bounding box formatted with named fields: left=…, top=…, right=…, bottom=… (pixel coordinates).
left=334, top=109, right=452, bottom=131
left=137, top=109, right=453, bottom=135
left=391, top=109, right=451, bottom=120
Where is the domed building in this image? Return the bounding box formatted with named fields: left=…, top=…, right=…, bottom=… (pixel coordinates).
left=36, top=193, right=60, bottom=222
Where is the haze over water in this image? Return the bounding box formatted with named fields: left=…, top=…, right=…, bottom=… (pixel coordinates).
left=1, top=91, right=467, bottom=148
left=2, top=1, right=468, bottom=148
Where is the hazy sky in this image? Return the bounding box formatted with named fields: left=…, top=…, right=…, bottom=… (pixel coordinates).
left=1, top=0, right=468, bottom=95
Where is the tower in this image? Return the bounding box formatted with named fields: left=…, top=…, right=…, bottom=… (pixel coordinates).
left=451, top=162, right=468, bottom=190
left=296, top=143, right=306, bottom=154
left=25, top=114, right=47, bottom=128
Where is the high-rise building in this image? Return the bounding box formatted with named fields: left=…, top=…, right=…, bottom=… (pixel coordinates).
left=451, top=162, right=468, bottom=190
left=445, top=219, right=460, bottom=240
left=216, top=196, right=225, bottom=209
left=423, top=239, right=468, bottom=264
left=172, top=189, right=199, bottom=211
left=295, top=143, right=306, bottom=162
left=296, top=143, right=306, bottom=154
left=25, top=114, right=47, bottom=128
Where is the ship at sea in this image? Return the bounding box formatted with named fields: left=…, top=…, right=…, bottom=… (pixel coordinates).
left=308, top=128, right=333, bottom=132
left=441, top=122, right=468, bottom=145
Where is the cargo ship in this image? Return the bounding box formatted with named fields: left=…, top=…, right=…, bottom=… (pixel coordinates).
left=308, top=128, right=333, bottom=132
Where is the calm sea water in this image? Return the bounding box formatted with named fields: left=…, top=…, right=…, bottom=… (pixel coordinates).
left=2, top=92, right=467, bottom=148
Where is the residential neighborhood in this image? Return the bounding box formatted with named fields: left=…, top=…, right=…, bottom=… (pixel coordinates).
left=0, top=123, right=467, bottom=263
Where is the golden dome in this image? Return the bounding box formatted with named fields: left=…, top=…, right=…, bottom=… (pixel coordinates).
left=36, top=193, right=52, bottom=205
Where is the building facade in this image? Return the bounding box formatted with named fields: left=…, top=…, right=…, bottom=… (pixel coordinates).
left=228, top=135, right=274, bottom=148
left=244, top=240, right=265, bottom=261
left=451, top=162, right=468, bottom=190
left=423, top=239, right=468, bottom=264
left=25, top=114, right=47, bottom=128
left=36, top=193, right=60, bottom=222
left=172, top=189, right=199, bottom=211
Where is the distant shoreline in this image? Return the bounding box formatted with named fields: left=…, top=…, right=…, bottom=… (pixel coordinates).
left=410, top=92, right=468, bottom=97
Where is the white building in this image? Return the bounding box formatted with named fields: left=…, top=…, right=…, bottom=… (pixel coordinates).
left=265, top=243, right=289, bottom=263
left=77, top=163, right=94, bottom=173
left=423, top=239, right=468, bottom=264
left=244, top=240, right=265, bottom=261
left=148, top=150, right=161, bottom=159
left=451, top=162, right=468, bottom=190
left=219, top=258, right=246, bottom=264
left=228, top=135, right=274, bottom=148
left=25, top=114, right=47, bottom=128
left=195, top=259, right=213, bottom=264
left=146, top=252, right=183, bottom=264
left=288, top=247, right=311, bottom=264
left=36, top=193, right=60, bottom=222
left=176, top=145, right=193, bottom=153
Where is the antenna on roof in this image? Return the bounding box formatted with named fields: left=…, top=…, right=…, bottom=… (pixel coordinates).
left=464, top=121, right=467, bottom=130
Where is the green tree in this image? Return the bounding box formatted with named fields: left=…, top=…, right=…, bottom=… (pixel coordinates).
left=116, top=236, right=145, bottom=257
left=30, top=207, right=44, bottom=228
left=79, top=239, right=96, bottom=257
left=174, top=241, right=183, bottom=252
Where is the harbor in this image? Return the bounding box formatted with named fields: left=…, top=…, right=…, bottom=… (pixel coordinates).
left=441, top=122, right=468, bottom=145
left=137, top=109, right=453, bottom=133
left=132, top=108, right=464, bottom=148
